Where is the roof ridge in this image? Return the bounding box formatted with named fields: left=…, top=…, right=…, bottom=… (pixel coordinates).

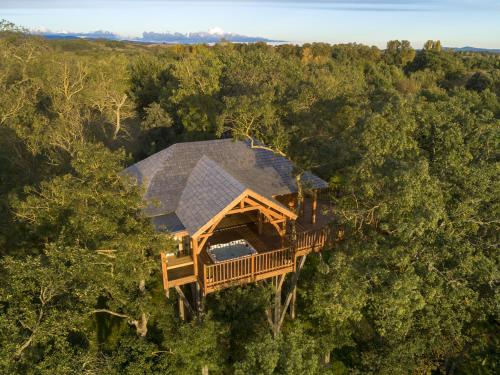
left=170, top=137, right=235, bottom=148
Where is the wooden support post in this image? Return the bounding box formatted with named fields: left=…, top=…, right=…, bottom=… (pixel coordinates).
left=311, top=190, right=318, bottom=224
left=160, top=252, right=169, bottom=297
left=300, top=196, right=305, bottom=216
left=178, top=293, right=185, bottom=321
left=191, top=282, right=200, bottom=315
left=290, top=285, right=297, bottom=320
left=192, top=238, right=199, bottom=278
left=274, top=276, right=281, bottom=334
left=202, top=365, right=209, bottom=375
left=196, top=282, right=203, bottom=314
left=200, top=291, right=206, bottom=315
left=257, top=211, right=263, bottom=235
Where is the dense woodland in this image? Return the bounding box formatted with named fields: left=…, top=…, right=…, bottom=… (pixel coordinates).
left=0, top=20, right=498, bottom=374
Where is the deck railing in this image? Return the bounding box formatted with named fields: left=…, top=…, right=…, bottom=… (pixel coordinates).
left=294, top=228, right=328, bottom=252
left=200, top=227, right=330, bottom=292
left=202, top=247, right=294, bottom=290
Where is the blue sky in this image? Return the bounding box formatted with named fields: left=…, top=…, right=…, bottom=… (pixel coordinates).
left=1, top=1, right=499, bottom=48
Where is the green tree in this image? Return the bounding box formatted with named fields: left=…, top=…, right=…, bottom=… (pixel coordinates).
left=141, top=102, right=173, bottom=130
left=12, top=143, right=173, bottom=339
left=170, top=46, right=223, bottom=135
left=90, top=55, right=136, bottom=140
left=1, top=24, right=498, bottom=373
left=0, top=245, right=102, bottom=373
left=466, top=71, right=493, bottom=92
left=384, top=40, right=416, bottom=66
left=424, top=40, right=443, bottom=52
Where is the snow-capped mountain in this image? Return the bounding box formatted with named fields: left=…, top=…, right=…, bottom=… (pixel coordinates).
left=33, top=28, right=285, bottom=44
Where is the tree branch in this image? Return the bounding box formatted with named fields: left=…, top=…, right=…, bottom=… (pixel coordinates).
left=245, top=134, right=286, bottom=157
left=90, top=309, right=130, bottom=319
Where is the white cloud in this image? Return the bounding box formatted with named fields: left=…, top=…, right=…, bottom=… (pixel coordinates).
left=208, top=26, right=225, bottom=35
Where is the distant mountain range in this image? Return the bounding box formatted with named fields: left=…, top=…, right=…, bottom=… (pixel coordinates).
left=31, top=30, right=500, bottom=52
left=33, top=29, right=285, bottom=44
left=449, top=46, right=500, bottom=54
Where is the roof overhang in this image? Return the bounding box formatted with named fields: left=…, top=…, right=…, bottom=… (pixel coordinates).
left=191, top=188, right=297, bottom=239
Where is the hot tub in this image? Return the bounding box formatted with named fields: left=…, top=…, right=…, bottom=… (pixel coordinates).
left=207, top=239, right=257, bottom=263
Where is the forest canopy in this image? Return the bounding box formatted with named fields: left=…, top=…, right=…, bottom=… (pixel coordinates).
left=0, top=21, right=498, bottom=374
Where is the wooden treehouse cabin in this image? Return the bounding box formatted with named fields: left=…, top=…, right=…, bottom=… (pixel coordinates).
left=125, top=139, right=333, bottom=324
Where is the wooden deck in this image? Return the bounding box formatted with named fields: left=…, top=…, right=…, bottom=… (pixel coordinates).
left=161, top=193, right=334, bottom=295
left=201, top=247, right=295, bottom=293
left=162, top=225, right=329, bottom=294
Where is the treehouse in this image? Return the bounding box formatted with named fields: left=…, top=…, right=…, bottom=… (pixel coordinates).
left=125, top=139, right=332, bottom=321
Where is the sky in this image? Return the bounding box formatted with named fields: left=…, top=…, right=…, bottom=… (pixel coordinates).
left=1, top=0, right=499, bottom=48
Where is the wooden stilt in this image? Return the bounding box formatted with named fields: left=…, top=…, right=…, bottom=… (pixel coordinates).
left=200, top=291, right=206, bottom=315
left=191, top=282, right=200, bottom=315
left=195, top=282, right=202, bottom=314
left=290, top=286, right=297, bottom=320
left=178, top=293, right=185, bottom=321
left=277, top=255, right=307, bottom=330
left=202, top=365, right=209, bottom=375
left=160, top=252, right=169, bottom=296
left=192, top=239, right=199, bottom=278
left=273, top=277, right=281, bottom=338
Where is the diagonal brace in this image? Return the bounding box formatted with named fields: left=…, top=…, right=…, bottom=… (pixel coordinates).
left=175, top=286, right=196, bottom=318
left=277, top=254, right=307, bottom=329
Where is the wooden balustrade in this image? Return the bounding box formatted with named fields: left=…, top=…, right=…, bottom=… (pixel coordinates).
left=294, top=228, right=328, bottom=252
left=160, top=226, right=331, bottom=294
left=203, top=247, right=294, bottom=291
left=201, top=228, right=329, bottom=292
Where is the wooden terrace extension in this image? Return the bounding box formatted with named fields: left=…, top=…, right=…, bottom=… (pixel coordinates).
left=200, top=227, right=328, bottom=293
left=161, top=193, right=333, bottom=296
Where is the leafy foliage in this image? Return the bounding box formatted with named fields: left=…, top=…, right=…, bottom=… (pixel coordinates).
left=0, top=25, right=498, bottom=374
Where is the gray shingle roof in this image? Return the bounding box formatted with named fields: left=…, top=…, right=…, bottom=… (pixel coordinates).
left=151, top=213, right=185, bottom=233
left=125, top=138, right=328, bottom=235
left=176, top=156, right=246, bottom=235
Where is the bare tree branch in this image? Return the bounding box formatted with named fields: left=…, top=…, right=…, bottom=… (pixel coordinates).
left=90, top=309, right=130, bottom=319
